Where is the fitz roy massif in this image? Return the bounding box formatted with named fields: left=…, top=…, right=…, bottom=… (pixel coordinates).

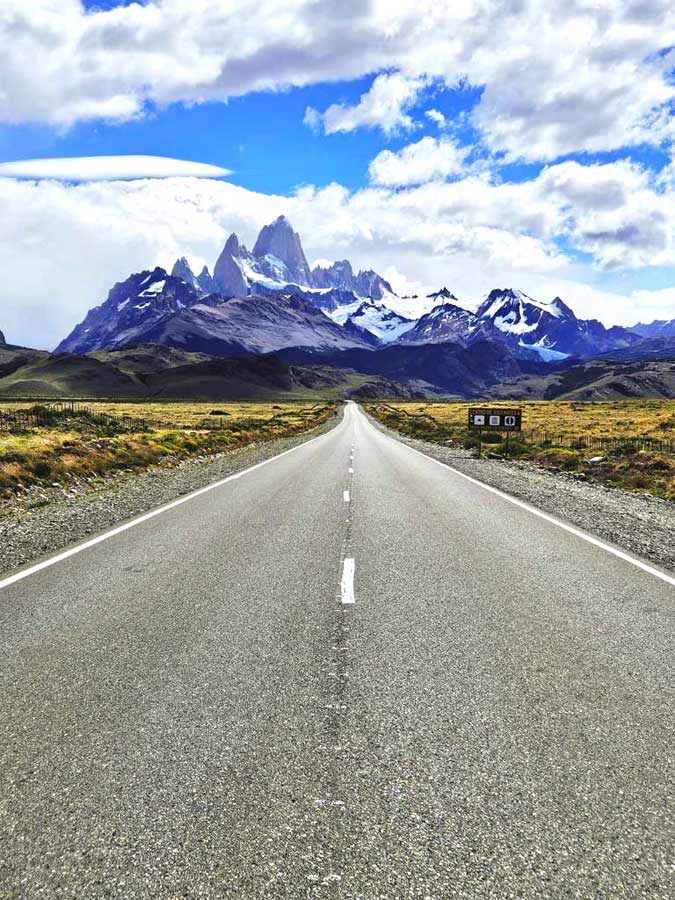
left=56, top=216, right=658, bottom=363
left=3, top=215, right=674, bottom=400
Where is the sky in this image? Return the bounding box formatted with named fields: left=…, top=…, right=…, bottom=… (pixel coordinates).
left=2, top=0, right=675, bottom=348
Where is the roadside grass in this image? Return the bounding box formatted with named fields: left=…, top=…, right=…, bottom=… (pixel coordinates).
left=366, top=400, right=675, bottom=501
left=0, top=401, right=336, bottom=498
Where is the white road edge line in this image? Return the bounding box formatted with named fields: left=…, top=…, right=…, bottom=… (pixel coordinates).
left=341, top=557, right=356, bottom=604
left=0, top=423, right=338, bottom=593
left=377, top=423, right=675, bottom=589
left=343, top=490, right=350, bottom=503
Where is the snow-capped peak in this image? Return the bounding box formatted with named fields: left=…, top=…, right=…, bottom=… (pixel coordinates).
left=329, top=297, right=414, bottom=343
left=476, top=288, right=575, bottom=338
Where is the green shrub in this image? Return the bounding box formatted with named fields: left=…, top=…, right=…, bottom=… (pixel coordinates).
left=32, top=459, right=52, bottom=478
left=480, top=431, right=503, bottom=444
left=496, top=439, right=529, bottom=457
left=612, top=442, right=639, bottom=457
left=536, top=448, right=582, bottom=470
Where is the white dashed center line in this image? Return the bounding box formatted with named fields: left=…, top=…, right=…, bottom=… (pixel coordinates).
left=348, top=467, right=353, bottom=474
left=341, top=557, right=355, bottom=604
left=343, top=490, right=350, bottom=503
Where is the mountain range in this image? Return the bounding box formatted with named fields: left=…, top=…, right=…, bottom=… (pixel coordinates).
left=2, top=214, right=674, bottom=399
left=55, top=215, right=664, bottom=359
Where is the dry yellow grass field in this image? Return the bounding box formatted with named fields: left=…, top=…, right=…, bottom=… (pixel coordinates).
left=366, top=400, right=675, bottom=500
left=0, top=400, right=323, bottom=428
left=0, top=401, right=335, bottom=497
left=373, top=399, right=675, bottom=441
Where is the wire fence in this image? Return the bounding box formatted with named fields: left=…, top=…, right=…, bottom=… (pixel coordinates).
left=521, top=432, right=675, bottom=454
left=0, top=401, right=155, bottom=433
left=0, top=399, right=332, bottom=434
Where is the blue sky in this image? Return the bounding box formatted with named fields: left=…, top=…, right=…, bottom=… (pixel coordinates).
left=2, top=0, right=675, bottom=348
left=2, top=74, right=669, bottom=197
left=0, top=78, right=485, bottom=195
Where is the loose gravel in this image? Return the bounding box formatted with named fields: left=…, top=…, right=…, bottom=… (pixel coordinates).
left=0, top=414, right=339, bottom=578
left=369, top=414, right=675, bottom=575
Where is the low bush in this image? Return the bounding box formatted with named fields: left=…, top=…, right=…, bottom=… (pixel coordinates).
left=495, top=439, right=529, bottom=457
left=31, top=459, right=52, bottom=478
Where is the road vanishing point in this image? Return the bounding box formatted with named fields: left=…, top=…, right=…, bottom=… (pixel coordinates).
left=1, top=402, right=673, bottom=898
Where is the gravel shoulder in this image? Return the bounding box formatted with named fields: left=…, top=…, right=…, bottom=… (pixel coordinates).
left=369, top=413, right=675, bottom=576
left=0, top=412, right=340, bottom=579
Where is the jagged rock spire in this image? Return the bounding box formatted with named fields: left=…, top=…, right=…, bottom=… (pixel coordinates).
left=213, top=233, right=248, bottom=297
left=252, top=215, right=314, bottom=286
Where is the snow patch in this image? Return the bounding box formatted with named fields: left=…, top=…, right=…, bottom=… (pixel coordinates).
left=518, top=339, right=569, bottom=361
left=140, top=279, right=166, bottom=295
left=333, top=299, right=414, bottom=342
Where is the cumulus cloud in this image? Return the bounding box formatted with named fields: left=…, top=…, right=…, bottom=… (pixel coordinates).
left=425, top=109, right=447, bottom=129
left=4, top=154, right=675, bottom=350
left=0, top=155, right=231, bottom=181
left=534, top=160, right=675, bottom=268
left=4, top=1, right=674, bottom=161
left=368, top=136, right=469, bottom=186
left=305, top=73, right=424, bottom=135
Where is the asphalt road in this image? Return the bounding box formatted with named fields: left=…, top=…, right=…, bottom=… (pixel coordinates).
left=1, top=402, right=673, bottom=899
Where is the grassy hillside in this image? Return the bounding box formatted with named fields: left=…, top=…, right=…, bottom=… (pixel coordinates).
left=492, top=358, right=675, bottom=400
left=0, top=400, right=336, bottom=497
left=0, top=345, right=413, bottom=401
left=367, top=400, right=675, bottom=500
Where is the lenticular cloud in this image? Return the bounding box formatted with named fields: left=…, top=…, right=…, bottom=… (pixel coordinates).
left=0, top=156, right=231, bottom=182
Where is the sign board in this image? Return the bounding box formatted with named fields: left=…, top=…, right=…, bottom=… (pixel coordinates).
left=468, top=408, right=522, bottom=431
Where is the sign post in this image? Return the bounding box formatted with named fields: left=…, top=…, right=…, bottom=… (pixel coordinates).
left=468, top=408, right=522, bottom=458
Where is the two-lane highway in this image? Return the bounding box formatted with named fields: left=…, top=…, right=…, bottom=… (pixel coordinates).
left=1, top=402, right=673, bottom=898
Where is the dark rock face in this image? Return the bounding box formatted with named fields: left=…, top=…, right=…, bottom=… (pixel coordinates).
left=213, top=233, right=249, bottom=297
left=114, top=292, right=375, bottom=356
left=56, top=264, right=375, bottom=357
left=251, top=215, right=314, bottom=286
left=55, top=268, right=205, bottom=354
left=631, top=318, right=675, bottom=339
left=170, top=256, right=197, bottom=287
left=353, top=270, right=393, bottom=301
left=312, top=260, right=393, bottom=300
left=400, top=302, right=494, bottom=347
left=0, top=329, right=5, bottom=346
left=196, top=266, right=216, bottom=293
left=312, top=260, right=354, bottom=291
left=171, top=258, right=216, bottom=293
left=475, top=288, right=641, bottom=357
left=426, top=287, right=460, bottom=304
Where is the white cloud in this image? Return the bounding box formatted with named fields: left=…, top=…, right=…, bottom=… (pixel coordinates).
left=425, top=109, right=447, bottom=129
left=468, top=4, right=675, bottom=161
left=0, top=155, right=231, bottom=181
left=534, top=160, right=675, bottom=268
left=629, top=287, right=675, bottom=324
left=2, top=159, right=675, bottom=350
left=368, top=136, right=469, bottom=186
left=305, top=73, right=424, bottom=135
left=2, top=1, right=675, bottom=162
